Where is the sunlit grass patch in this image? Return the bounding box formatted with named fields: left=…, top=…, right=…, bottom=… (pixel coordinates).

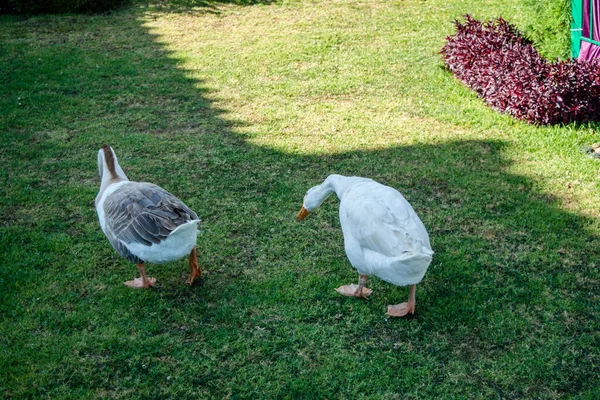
left=1, top=0, right=599, bottom=398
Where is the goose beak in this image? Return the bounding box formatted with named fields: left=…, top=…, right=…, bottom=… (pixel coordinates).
left=297, top=206, right=310, bottom=221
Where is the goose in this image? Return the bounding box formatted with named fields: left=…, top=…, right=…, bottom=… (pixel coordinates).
left=297, top=174, right=433, bottom=317
left=95, top=145, right=201, bottom=288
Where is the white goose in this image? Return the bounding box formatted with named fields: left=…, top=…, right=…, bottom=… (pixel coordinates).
left=95, top=145, right=201, bottom=288
left=297, top=174, right=433, bottom=317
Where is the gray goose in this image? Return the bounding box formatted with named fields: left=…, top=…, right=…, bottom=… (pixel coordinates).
left=95, top=145, right=201, bottom=288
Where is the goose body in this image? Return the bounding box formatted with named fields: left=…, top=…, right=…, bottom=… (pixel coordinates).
left=297, top=174, right=433, bottom=316
left=95, top=145, right=201, bottom=288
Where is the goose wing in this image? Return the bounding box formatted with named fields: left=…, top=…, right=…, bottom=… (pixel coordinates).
left=104, top=182, right=198, bottom=247
left=342, top=186, right=430, bottom=257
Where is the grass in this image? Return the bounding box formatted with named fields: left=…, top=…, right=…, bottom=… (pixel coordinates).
left=523, top=0, right=571, bottom=60
left=1, top=0, right=599, bottom=397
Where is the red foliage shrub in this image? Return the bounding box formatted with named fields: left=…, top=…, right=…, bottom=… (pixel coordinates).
left=441, top=15, right=600, bottom=125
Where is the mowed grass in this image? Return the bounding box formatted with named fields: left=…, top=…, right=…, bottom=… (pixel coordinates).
left=1, top=0, right=600, bottom=397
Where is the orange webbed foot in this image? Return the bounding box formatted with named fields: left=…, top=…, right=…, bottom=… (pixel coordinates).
left=124, top=277, right=157, bottom=289
left=386, top=302, right=415, bottom=317
left=186, top=268, right=202, bottom=285
left=335, top=284, right=373, bottom=299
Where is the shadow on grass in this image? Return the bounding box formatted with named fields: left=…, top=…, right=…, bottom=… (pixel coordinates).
left=138, top=0, right=277, bottom=15
left=0, top=5, right=599, bottom=398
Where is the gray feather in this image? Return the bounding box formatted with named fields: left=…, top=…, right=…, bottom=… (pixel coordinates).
left=103, top=182, right=198, bottom=257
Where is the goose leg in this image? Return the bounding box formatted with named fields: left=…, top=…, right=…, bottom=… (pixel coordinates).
left=387, top=284, right=416, bottom=317
left=186, top=246, right=202, bottom=285
left=335, top=274, right=373, bottom=299
left=124, top=263, right=157, bottom=289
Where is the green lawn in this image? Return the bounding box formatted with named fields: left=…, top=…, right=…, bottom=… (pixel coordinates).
left=1, top=0, right=599, bottom=397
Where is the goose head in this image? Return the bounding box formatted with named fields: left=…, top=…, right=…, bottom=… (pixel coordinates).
left=296, top=176, right=337, bottom=220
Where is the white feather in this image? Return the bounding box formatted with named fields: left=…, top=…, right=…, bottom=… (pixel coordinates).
left=124, top=220, right=199, bottom=264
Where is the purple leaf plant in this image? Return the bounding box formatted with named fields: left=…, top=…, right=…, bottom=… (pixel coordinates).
left=441, top=15, right=600, bottom=125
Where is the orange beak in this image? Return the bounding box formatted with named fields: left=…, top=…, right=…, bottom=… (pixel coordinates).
left=297, top=206, right=310, bottom=221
